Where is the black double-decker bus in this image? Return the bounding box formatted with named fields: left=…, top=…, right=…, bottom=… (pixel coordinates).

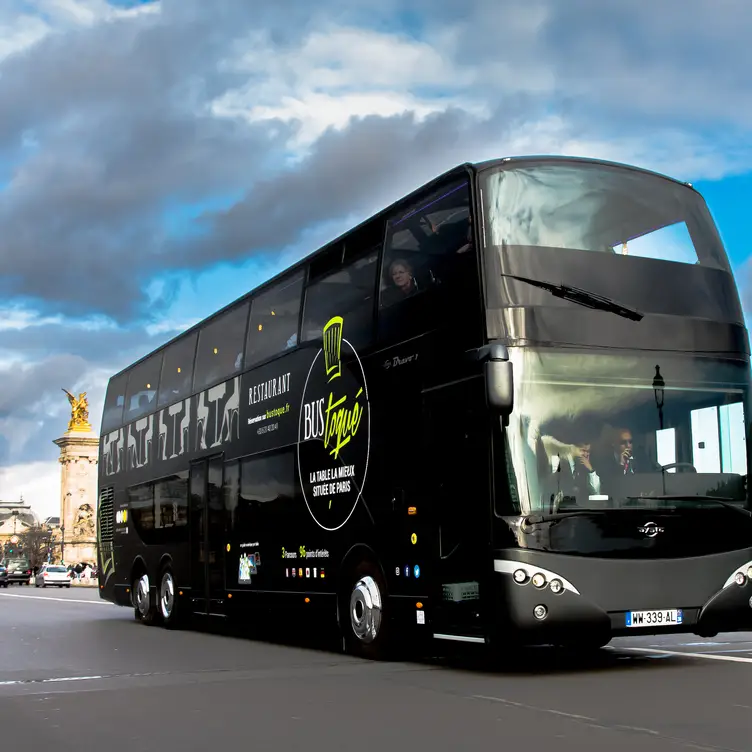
left=97, top=156, right=752, bottom=658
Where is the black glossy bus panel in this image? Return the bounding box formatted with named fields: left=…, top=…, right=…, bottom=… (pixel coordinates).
left=492, top=548, right=752, bottom=645
left=508, top=507, right=752, bottom=558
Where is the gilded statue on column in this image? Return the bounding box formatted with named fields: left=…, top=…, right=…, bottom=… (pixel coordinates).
left=63, top=388, right=92, bottom=432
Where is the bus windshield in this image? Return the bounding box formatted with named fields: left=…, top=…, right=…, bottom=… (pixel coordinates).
left=503, top=348, right=750, bottom=516
left=480, top=161, right=744, bottom=337
left=481, top=160, right=729, bottom=269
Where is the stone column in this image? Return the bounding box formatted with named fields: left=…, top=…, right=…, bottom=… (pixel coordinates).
left=53, top=390, right=100, bottom=566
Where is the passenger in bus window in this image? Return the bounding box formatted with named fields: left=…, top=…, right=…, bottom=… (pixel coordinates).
left=541, top=434, right=602, bottom=498
left=382, top=258, right=418, bottom=306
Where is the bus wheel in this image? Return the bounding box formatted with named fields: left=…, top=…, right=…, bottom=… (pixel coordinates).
left=158, top=566, right=182, bottom=629
left=133, top=572, right=158, bottom=625
left=341, top=561, right=391, bottom=660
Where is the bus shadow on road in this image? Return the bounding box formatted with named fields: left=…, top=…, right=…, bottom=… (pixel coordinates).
left=176, top=615, right=684, bottom=676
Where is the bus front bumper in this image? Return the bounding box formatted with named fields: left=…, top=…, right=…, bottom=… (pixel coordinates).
left=492, top=550, right=752, bottom=646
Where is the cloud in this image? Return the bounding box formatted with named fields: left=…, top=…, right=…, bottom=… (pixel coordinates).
left=2, top=0, right=750, bottom=325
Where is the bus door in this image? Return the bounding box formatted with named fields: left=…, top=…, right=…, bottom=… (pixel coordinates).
left=189, top=455, right=225, bottom=616
left=422, top=376, right=491, bottom=636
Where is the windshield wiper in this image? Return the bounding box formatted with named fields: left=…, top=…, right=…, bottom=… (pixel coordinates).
left=522, top=509, right=610, bottom=526
left=626, top=495, right=752, bottom=517
left=500, top=273, right=643, bottom=322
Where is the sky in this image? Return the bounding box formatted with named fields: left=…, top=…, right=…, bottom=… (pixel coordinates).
left=0, top=0, right=751, bottom=519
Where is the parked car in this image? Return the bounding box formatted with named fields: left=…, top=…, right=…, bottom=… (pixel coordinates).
left=0, top=565, right=8, bottom=587
left=35, top=564, right=72, bottom=588
left=6, top=560, right=32, bottom=585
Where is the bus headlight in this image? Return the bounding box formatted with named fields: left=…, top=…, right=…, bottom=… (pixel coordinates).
left=533, top=605, right=547, bottom=620
left=532, top=573, right=547, bottom=589
left=747, top=566, right=752, bottom=580
left=513, top=569, right=528, bottom=584
left=734, top=572, right=746, bottom=586
left=549, top=579, right=563, bottom=595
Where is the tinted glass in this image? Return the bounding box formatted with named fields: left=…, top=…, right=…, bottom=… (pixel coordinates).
left=302, top=252, right=378, bottom=349
left=504, top=348, right=749, bottom=516
left=124, top=355, right=163, bottom=422
left=193, top=302, right=249, bottom=392
left=154, top=473, right=189, bottom=528
left=235, top=450, right=295, bottom=529
left=101, top=373, right=127, bottom=432
left=127, top=484, right=154, bottom=531
left=240, top=450, right=295, bottom=504
left=482, top=163, right=729, bottom=269
left=381, top=179, right=471, bottom=307
left=158, top=332, right=197, bottom=407
left=246, top=274, right=304, bottom=366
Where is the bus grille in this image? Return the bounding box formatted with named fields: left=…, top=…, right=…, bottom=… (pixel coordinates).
left=98, top=487, right=114, bottom=542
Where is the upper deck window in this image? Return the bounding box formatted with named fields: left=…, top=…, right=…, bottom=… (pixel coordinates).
left=101, top=373, right=127, bottom=432
left=193, top=302, right=249, bottom=392
left=246, top=273, right=304, bottom=367
left=302, top=252, right=378, bottom=349
left=124, top=354, right=163, bottom=422
left=380, top=178, right=472, bottom=307
left=158, top=332, right=197, bottom=408
left=482, top=162, right=729, bottom=270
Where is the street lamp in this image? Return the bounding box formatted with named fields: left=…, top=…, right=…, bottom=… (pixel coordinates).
left=63, top=492, right=71, bottom=565
left=652, top=365, right=665, bottom=431
left=653, top=365, right=666, bottom=494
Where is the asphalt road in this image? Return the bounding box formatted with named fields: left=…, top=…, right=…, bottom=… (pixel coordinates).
left=0, top=587, right=751, bottom=751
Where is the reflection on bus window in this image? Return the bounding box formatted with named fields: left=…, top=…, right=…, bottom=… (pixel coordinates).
left=381, top=179, right=471, bottom=308
left=302, top=252, right=377, bottom=349
left=101, top=373, right=127, bottom=432
left=193, top=302, right=249, bottom=392
left=504, top=349, right=748, bottom=515
left=158, top=332, right=197, bottom=408
left=246, top=274, right=304, bottom=367
left=483, top=163, right=728, bottom=269
left=124, top=354, right=163, bottom=422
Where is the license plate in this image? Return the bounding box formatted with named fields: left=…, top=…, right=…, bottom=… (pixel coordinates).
left=626, top=609, right=683, bottom=627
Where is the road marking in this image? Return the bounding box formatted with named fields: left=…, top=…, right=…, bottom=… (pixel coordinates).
left=0, top=670, right=170, bottom=687
left=618, top=646, right=752, bottom=664
left=0, top=592, right=113, bottom=606
left=472, top=695, right=597, bottom=721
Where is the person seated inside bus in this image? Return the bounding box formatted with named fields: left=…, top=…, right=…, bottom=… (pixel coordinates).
left=538, top=432, right=602, bottom=501
left=382, top=258, right=419, bottom=306
left=589, top=426, right=651, bottom=486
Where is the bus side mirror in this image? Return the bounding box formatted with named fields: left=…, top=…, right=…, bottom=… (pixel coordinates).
left=474, top=343, right=514, bottom=416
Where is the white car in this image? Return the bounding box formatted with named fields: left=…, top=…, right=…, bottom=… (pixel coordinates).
left=35, top=565, right=72, bottom=588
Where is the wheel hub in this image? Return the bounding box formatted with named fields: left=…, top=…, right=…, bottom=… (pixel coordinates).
left=349, top=575, right=382, bottom=643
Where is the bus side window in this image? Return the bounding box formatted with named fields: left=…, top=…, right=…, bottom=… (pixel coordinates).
left=380, top=178, right=472, bottom=308
left=301, top=251, right=378, bottom=349
left=123, top=353, right=163, bottom=423
left=102, top=372, right=127, bottom=433
left=158, top=331, right=197, bottom=408
left=246, top=273, right=304, bottom=368
left=193, top=302, right=249, bottom=393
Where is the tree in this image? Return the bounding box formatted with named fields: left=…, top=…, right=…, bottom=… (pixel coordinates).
left=18, top=525, right=52, bottom=570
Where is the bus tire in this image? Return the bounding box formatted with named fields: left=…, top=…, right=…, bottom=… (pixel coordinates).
left=340, top=559, right=391, bottom=661
left=157, top=564, right=183, bottom=629
left=133, top=571, right=158, bottom=626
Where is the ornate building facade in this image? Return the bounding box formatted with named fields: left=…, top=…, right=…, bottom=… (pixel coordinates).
left=52, top=389, right=99, bottom=565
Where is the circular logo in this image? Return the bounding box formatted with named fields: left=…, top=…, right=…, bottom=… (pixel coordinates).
left=414, top=565, right=421, bottom=579
left=638, top=521, right=664, bottom=538
left=410, top=533, right=417, bottom=545
left=297, top=316, right=370, bottom=531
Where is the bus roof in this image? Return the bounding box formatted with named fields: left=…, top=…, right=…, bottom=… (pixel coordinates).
left=108, top=154, right=694, bottom=381
left=474, top=155, right=697, bottom=192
